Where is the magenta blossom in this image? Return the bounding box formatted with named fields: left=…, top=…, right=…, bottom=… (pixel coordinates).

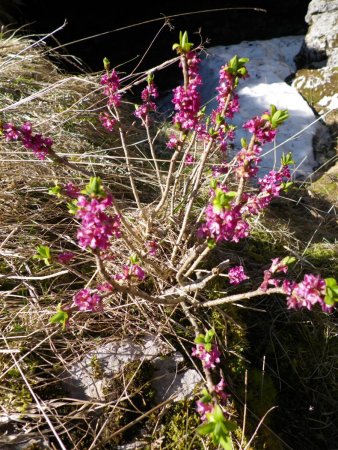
left=196, top=401, right=213, bottom=421
left=228, top=266, right=249, bottom=285
left=115, top=264, right=145, bottom=282
left=215, top=378, right=230, bottom=404
left=76, top=194, right=121, bottom=250
left=57, top=252, right=75, bottom=265
left=185, top=153, right=196, bottom=165
left=243, top=115, right=277, bottom=144
left=99, top=112, right=116, bottom=131
left=198, top=203, right=249, bottom=244
left=135, top=82, right=158, bottom=121
left=73, top=289, right=103, bottom=312
left=285, top=274, right=328, bottom=312
left=147, top=240, right=158, bottom=256
left=172, top=50, right=202, bottom=132
left=3, top=122, right=53, bottom=160
left=63, top=182, right=80, bottom=199
left=166, top=134, right=179, bottom=149
left=192, top=344, right=221, bottom=369
left=97, top=282, right=113, bottom=292
left=101, top=69, right=121, bottom=107
left=233, top=144, right=262, bottom=179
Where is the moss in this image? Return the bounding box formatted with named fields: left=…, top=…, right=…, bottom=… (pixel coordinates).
left=154, top=400, right=209, bottom=449
left=0, top=354, right=37, bottom=414
left=90, top=354, right=105, bottom=380
left=293, top=68, right=338, bottom=110
left=93, top=360, right=156, bottom=448
left=310, top=163, right=338, bottom=205
left=303, top=242, right=338, bottom=277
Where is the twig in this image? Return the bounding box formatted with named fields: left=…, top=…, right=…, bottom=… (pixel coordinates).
left=244, top=406, right=278, bottom=450
left=201, top=287, right=286, bottom=308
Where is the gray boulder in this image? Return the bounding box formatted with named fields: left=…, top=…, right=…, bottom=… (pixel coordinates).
left=297, top=0, right=338, bottom=67
left=62, top=336, right=201, bottom=403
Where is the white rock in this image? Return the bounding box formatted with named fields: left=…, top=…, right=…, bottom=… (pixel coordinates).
left=151, top=352, right=202, bottom=402
left=199, top=37, right=320, bottom=176
left=62, top=337, right=201, bottom=403
left=63, top=336, right=167, bottom=400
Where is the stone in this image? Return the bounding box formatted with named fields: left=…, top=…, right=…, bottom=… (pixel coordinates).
left=198, top=36, right=328, bottom=176
left=151, top=352, right=202, bottom=403
left=292, top=67, right=337, bottom=164
left=296, top=0, right=338, bottom=67
left=62, top=336, right=168, bottom=400
left=62, top=337, right=201, bottom=404
left=309, top=161, right=338, bottom=205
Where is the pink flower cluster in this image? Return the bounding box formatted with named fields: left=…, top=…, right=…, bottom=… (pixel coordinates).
left=260, top=258, right=289, bottom=291
left=147, top=240, right=158, bottom=256
left=228, top=266, right=249, bottom=285
left=214, top=377, right=230, bottom=404
left=233, top=144, right=262, bottom=179
left=196, top=377, right=230, bottom=421
left=284, top=274, right=330, bottom=312
left=198, top=203, right=249, bottom=244
left=63, top=182, right=80, bottom=198
left=2, top=122, right=53, bottom=160
left=196, top=401, right=213, bottom=421
left=57, top=252, right=75, bottom=265
left=171, top=51, right=202, bottom=133
left=243, top=165, right=291, bottom=216
left=100, top=69, right=121, bottom=107
left=99, top=112, right=116, bottom=132
left=216, top=69, right=239, bottom=118
left=259, top=260, right=331, bottom=312
left=76, top=194, right=121, bottom=250
left=73, top=288, right=103, bottom=312
left=135, top=82, right=158, bottom=121
left=115, top=264, right=145, bottom=282
left=97, top=282, right=114, bottom=292
left=185, top=153, right=196, bottom=165
left=243, top=114, right=277, bottom=144
left=192, top=344, right=221, bottom=369
left=200, top=164, right=291, bottom=245
left=207, top=64, right=248, bottom=151
left=166, top=134, right=180, bottom=150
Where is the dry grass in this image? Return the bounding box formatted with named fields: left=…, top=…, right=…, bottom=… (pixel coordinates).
left=0, top=30, right=337, bottom=450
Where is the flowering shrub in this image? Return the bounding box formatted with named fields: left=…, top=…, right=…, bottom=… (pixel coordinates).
left=2, top=30, right=337, bottom=449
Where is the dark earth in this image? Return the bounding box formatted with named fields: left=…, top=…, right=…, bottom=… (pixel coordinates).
left=8, top=0, right=311, bottom=86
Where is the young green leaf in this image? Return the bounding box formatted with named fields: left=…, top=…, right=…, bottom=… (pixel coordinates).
left=33, top=245, right=52, bottom=266
left=103, top=57, right=110, bottom=71
left=82, top=177, right=105, bottom=197
left=204, top=343, right=212, bottom=352
left=50, top=305, right=69, bottom=329
left=195, top=334, right=206, bottom=344
left=281, top=256, right=296, bottom=266
left=130, top=254, right=139, bottom=264
left=197, top=422, right=215, bottom=436
left=67, top=200, right=78, bottom=215
left=48, top=183, right=62, bottom=198
left=281, top=152, right=295, bottom=166
left=204, top=329, right=215, bottom=343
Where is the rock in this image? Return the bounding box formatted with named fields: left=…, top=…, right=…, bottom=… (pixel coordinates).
left=62, top=337, right=201, bottom=404
left=0, top=436, right=50, bottom=450
left=309, top=161, right=338, bottom=205
left=198, top=36, right=329, bottom=176
left=62, top=336, right=167, bottom=400
left=292, top=67, right=337, bottom=164
left=151, top=352, right=202, bottom=403
left=296, top=0, right=338, bottom=67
